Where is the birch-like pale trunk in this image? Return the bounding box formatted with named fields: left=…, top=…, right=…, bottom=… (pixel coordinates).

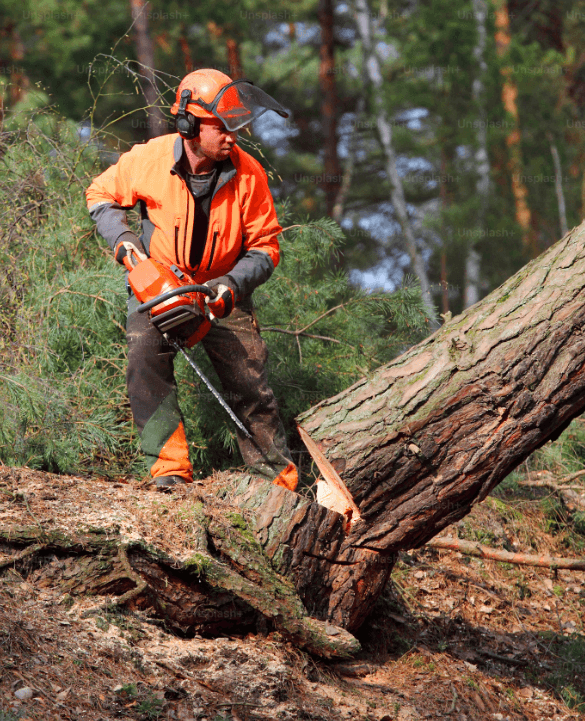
left=318, top=0, right=342, bottom=218
left=353, top=0, right=435, bottom=321
left=464, top=0, right=490, bottom=309
left=548, top=134, right=569, bottom=238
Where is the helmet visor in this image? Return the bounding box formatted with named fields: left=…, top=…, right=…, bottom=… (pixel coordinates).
left=195, top=80, right=289, bottom=131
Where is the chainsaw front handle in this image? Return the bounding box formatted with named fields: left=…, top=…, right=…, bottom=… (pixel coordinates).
left=122, top=241, right=148, bottom=271
left=137, top=284, right=215, bottom=314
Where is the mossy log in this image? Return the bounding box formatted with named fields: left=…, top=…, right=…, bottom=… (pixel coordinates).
left=0, top=468, right=359, bottom=659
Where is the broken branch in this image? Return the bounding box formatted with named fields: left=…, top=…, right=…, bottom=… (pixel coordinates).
left=426, top=537, right=585, bottom=571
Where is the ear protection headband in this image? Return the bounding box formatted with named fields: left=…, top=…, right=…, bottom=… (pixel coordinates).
left=175, top=89, right=200, bottom=140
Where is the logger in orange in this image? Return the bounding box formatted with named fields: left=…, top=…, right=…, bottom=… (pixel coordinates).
left=86, top=69, right=298, bottom=491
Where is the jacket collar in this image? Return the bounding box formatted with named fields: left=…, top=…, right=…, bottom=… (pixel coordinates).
left=171, top=135, right=237, bottom=197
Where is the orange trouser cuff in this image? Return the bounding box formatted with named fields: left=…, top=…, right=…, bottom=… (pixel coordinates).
left=150, top=422, right=193, bottom=481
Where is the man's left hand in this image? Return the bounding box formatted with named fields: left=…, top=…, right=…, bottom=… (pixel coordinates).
left=204, top=276, right=238, bottom=319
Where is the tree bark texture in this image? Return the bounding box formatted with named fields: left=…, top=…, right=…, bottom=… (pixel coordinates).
left=129, top=0, right=167, bottom=138
left=297, top=221, right=585, bottom=627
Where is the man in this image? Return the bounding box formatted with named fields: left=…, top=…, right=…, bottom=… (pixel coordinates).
left=86, top=69, right=298, bottom=491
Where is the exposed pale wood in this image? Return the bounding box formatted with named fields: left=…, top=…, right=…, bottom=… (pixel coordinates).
left=297, top=424, right=361, bottom=525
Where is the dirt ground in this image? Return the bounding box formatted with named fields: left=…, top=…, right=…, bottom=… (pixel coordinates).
left=1, top=466, right=584, bottom=721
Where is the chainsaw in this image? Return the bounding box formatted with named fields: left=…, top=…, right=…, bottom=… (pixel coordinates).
left=122, top=242, right=213, bottom=346
left=122, top=242, right=252, bottom=440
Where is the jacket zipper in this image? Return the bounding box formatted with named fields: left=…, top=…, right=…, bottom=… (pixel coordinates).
left=174, top=224, right=179, bottom=262
left=183, top=195, right=190, bottom=268
left=206, top=231, right=218, bottom=270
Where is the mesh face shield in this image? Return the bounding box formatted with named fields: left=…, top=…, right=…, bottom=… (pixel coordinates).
left=191, top=80, right=289, bottom=131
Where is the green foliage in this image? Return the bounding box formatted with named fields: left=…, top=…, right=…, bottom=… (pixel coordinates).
left=137, top=693, right=165, bottom=719
left=0, top=110, right=137, bottom=475
left=542, top=633, right=585, bottom=712
left=490, top=472, right=521, bottom=499
left=117, top=683, right=138, bottom=697
left=0, top=710, right=24, bottom=721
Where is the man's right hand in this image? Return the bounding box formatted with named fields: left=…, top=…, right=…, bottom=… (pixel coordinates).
left=114, top=232, right=147, bottom=268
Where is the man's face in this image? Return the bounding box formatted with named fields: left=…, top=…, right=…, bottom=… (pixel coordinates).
left=189, top=118, right=239, bottom=161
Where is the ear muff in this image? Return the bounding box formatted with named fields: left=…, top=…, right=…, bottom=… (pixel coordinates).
left=175, top=89, right=200, bottom=140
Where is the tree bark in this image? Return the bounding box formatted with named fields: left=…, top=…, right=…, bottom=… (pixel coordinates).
left=547, top=134, right=568, bottom=238
left=226, top=38, right=243, bottom=79
left=491, top=0, right=535, bottom=256
left=318, top=0, right=341, bottom=218
left=353, top=0, right=436, bottom=323
left=128, top=0, right=167, bottom=138
left=297, top=219, right=585, bottom=627
left=427, top=536, right=585, bottom=571
left=464, top=0, right=490, bottom=309
left=0, top=467, right=359, bottom=659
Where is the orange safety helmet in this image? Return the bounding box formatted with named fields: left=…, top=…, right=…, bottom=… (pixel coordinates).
left=170, top=68, right=289, bottom=136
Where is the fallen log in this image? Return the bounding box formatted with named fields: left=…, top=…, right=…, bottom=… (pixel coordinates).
left=0, top=467, right=359, bottom=659
left=426, top=536, right=585, bottom=571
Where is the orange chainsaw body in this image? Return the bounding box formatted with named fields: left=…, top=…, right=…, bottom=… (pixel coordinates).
left=127, top=258, right=210, bottom=346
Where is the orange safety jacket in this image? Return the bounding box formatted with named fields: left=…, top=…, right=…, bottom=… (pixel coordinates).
left=86, top=134, right=281, bottom=288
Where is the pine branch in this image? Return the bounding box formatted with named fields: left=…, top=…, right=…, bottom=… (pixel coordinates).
left=260, top=327, right=341, bottom=344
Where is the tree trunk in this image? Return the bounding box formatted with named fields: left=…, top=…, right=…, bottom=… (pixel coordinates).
left=6, top=225, right=585, bottom=641
left=353, top=0, right=436, bottom=323
left=297, top=219, right=585, bottom=627
left=179, top=26, right=194, bottom=73
left=0, top=467, right=359, bottom=659
left=491, top=0, right=535, bottom=256
left=318, top=0, right=341, bottom=218
left=464, top=0, right=490, bottom=309
left=547, top=134, right=568, bottom=238
left=129, top=0, right=167, bottom=138
left=439, top=150, right=450, bottom=316
left=226, top=38, right=243, bottom=79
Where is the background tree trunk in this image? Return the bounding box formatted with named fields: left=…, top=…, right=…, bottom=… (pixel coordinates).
left=128, top=0, right=167, bottom=138
left=464, top=0, right=490, bottom=309
left=491, top=0, right=535, bottom=256
left=318, top=0, right=341, bottom=218
left=353, top=0, right=436, bottom=323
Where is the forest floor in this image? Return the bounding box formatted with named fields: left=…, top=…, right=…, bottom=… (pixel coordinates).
left=1, top=466, right=584, bottom=721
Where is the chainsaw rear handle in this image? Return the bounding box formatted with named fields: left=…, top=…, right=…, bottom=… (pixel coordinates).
left=137, top=284, right=215, bottom=314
